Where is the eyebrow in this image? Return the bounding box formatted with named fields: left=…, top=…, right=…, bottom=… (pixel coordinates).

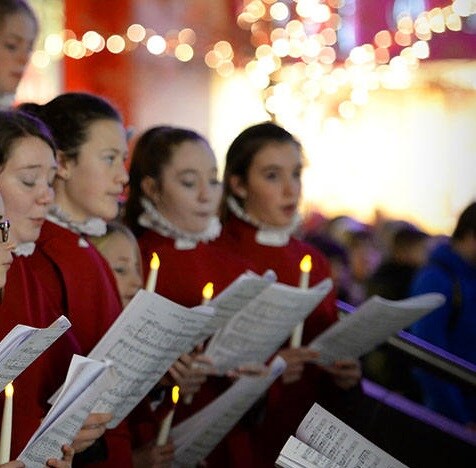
left=4, top=32, right=33, bottom=43
left=260, top=163, right=302, bottom=171
left=116, top=255, right=132, bottom=262
left=177, top=168, right=217, bottom=176
left=17, top=164, right=57, bottom=170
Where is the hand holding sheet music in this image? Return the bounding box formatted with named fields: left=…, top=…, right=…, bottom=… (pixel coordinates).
left=172, top=356, right=286, bottom=467
left=18, top=355, right=117, bottom=468
left=83, top=289, right=215, bottom=428
left=204, top=279, right=333, bottom=374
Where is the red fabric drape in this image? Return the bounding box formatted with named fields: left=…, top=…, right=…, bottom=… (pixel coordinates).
left=64, top=0, right=133, bottom=124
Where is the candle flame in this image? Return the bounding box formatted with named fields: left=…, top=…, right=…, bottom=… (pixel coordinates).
left=300, top=254, right=312, bottom=273
left=150, top=252, right=160, bottom=270
left=172, top=385, right=180, bottom=404
left=5, top=382, right=13, bottom=398
left=202, top=282, right=214, bottom=301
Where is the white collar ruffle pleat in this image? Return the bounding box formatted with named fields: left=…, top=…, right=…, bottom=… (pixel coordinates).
left=13, top=242, right=36, bottom=257
left=138, top=197, right=222, bottom=250
left=47, top=205, right=107, bottom=248
left=227, top=196, right=300, bottom=247
left=0, top=93, right=15, bottom=110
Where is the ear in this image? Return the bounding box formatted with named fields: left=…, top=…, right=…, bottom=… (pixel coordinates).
left=55, top=151, right=72, bottom=181
left=229, top=175, right=247, bottom=199
left=140, top=176, right=159, bottom=202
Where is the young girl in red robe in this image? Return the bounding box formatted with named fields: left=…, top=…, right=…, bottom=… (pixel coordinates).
left=0, top=195, right=73, bottom=468
left=0, top=109, right=99, bottom=466
left=7, top=95, right=141, bottom=467
left=216, top=122, right=362, bottom=467
left=123, top=126, right=254, bottom=464
left=92, top=221, right=176, bottom=467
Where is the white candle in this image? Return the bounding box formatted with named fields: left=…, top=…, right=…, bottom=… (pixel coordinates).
left=145, top=252, right=160, bottom=292
left=183, top=282, right=214, bottom=406
left=156, top=385, right=179, bottom=446
left=0, top=382, right=13, bottom=464
left=290, top=255, right=312, bottom=348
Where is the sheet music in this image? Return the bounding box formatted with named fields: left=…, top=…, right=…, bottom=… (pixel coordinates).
left=83, top=289, right=214, bottom=428
left=276, top=436, right=341, bottom=468
left=172, top=356, right=286, bottom=467
left=308, top=293, right=445, bottom=366
left=0, top=315, right=71, bottom=390
left=204, top=279, right=333, bottom=374
left=18, top=355, right=117, bottom=468
left=195, top=270, right=275, bottom=342
left=294, top=403, right=408, bottom=468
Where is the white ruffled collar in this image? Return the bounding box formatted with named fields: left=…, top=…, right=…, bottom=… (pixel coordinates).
left=13, top=242, right=36, bottom=257
left=227, top=196, right=300, bottom=247
left=0, top=94, right=15, bottom=110
left=138, top=197, right=222, bottom=250
left=46, top=205, right=107, bottom=247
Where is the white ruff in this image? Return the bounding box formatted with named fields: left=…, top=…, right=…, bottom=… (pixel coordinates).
left=227, top=196, right=300, bottom=247
left=47, top=206, right=107, bottom=247
left=138, top=198, right=222, bottom=250
left=0, top=93, right=15, bottom=110
left=13, top=242, right=36, bottom=257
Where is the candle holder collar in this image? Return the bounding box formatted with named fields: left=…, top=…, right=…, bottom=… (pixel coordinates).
left=227, top=196, right=301, bottom=247
left=138, top=197, right=222, bottom=250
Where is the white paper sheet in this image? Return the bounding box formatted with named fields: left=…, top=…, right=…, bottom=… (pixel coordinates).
left=290, top=403, right=408, bottom=468
left=18, top=355, right=117, bottom=468
left=276, top=436, right=341, bottom=468
left=0, top=315, right=71, bottom=390
left=172, top=356, right=286, bottom=467
left=308, top=293, right=445, bottom=366
left=79, top=289, right=215, bottom=428
left=204, top=279, right=333, bottom=374
left=195, top=270, right=275, bottom=342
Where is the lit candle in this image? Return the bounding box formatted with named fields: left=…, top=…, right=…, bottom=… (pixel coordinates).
left=183, top=282, right=214, bottom=406
left=0, top=382, right=13, bottom=464
left=290, top=255, right=312, bottom=348
left=201, top=282, right=214, bottom=305
left=156, top=385, right=179, bottom=446
left=145, top=252, right=160, bottom=292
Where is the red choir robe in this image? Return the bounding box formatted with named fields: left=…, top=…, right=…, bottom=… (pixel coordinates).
left=20, top=220, right=134, bottom=467
left=216, top=213, right=341, bottom=467
left=138, top=229, right=249, bottom=308
left=0, top=254, right=82, bottom=458
left=137, top=228, right=250, bottom=464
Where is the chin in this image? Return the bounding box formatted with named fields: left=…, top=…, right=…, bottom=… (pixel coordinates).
left=180, top=222, right=208, bottom=234
left=101, top=208, right=119, bottom=222
left=265, top=218, right=292, bottom=228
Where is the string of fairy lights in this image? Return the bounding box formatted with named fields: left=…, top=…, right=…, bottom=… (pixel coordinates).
left=30, top=0, right=476, bottom=120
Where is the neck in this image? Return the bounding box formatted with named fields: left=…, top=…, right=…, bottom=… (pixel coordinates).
left=452, top=237, right=476, bottom=265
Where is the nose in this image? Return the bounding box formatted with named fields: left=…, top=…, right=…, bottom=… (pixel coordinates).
left=130, top=269, right=143, bottom=290
left=16, top=46, right=31, bottom=67
left=197, top=180, right=212, bottom=202
left=117, top=162, right=130, bottom=186
left=283, top=176, right=300, bottom=198
left=37, top=185, right=55, bottom=206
